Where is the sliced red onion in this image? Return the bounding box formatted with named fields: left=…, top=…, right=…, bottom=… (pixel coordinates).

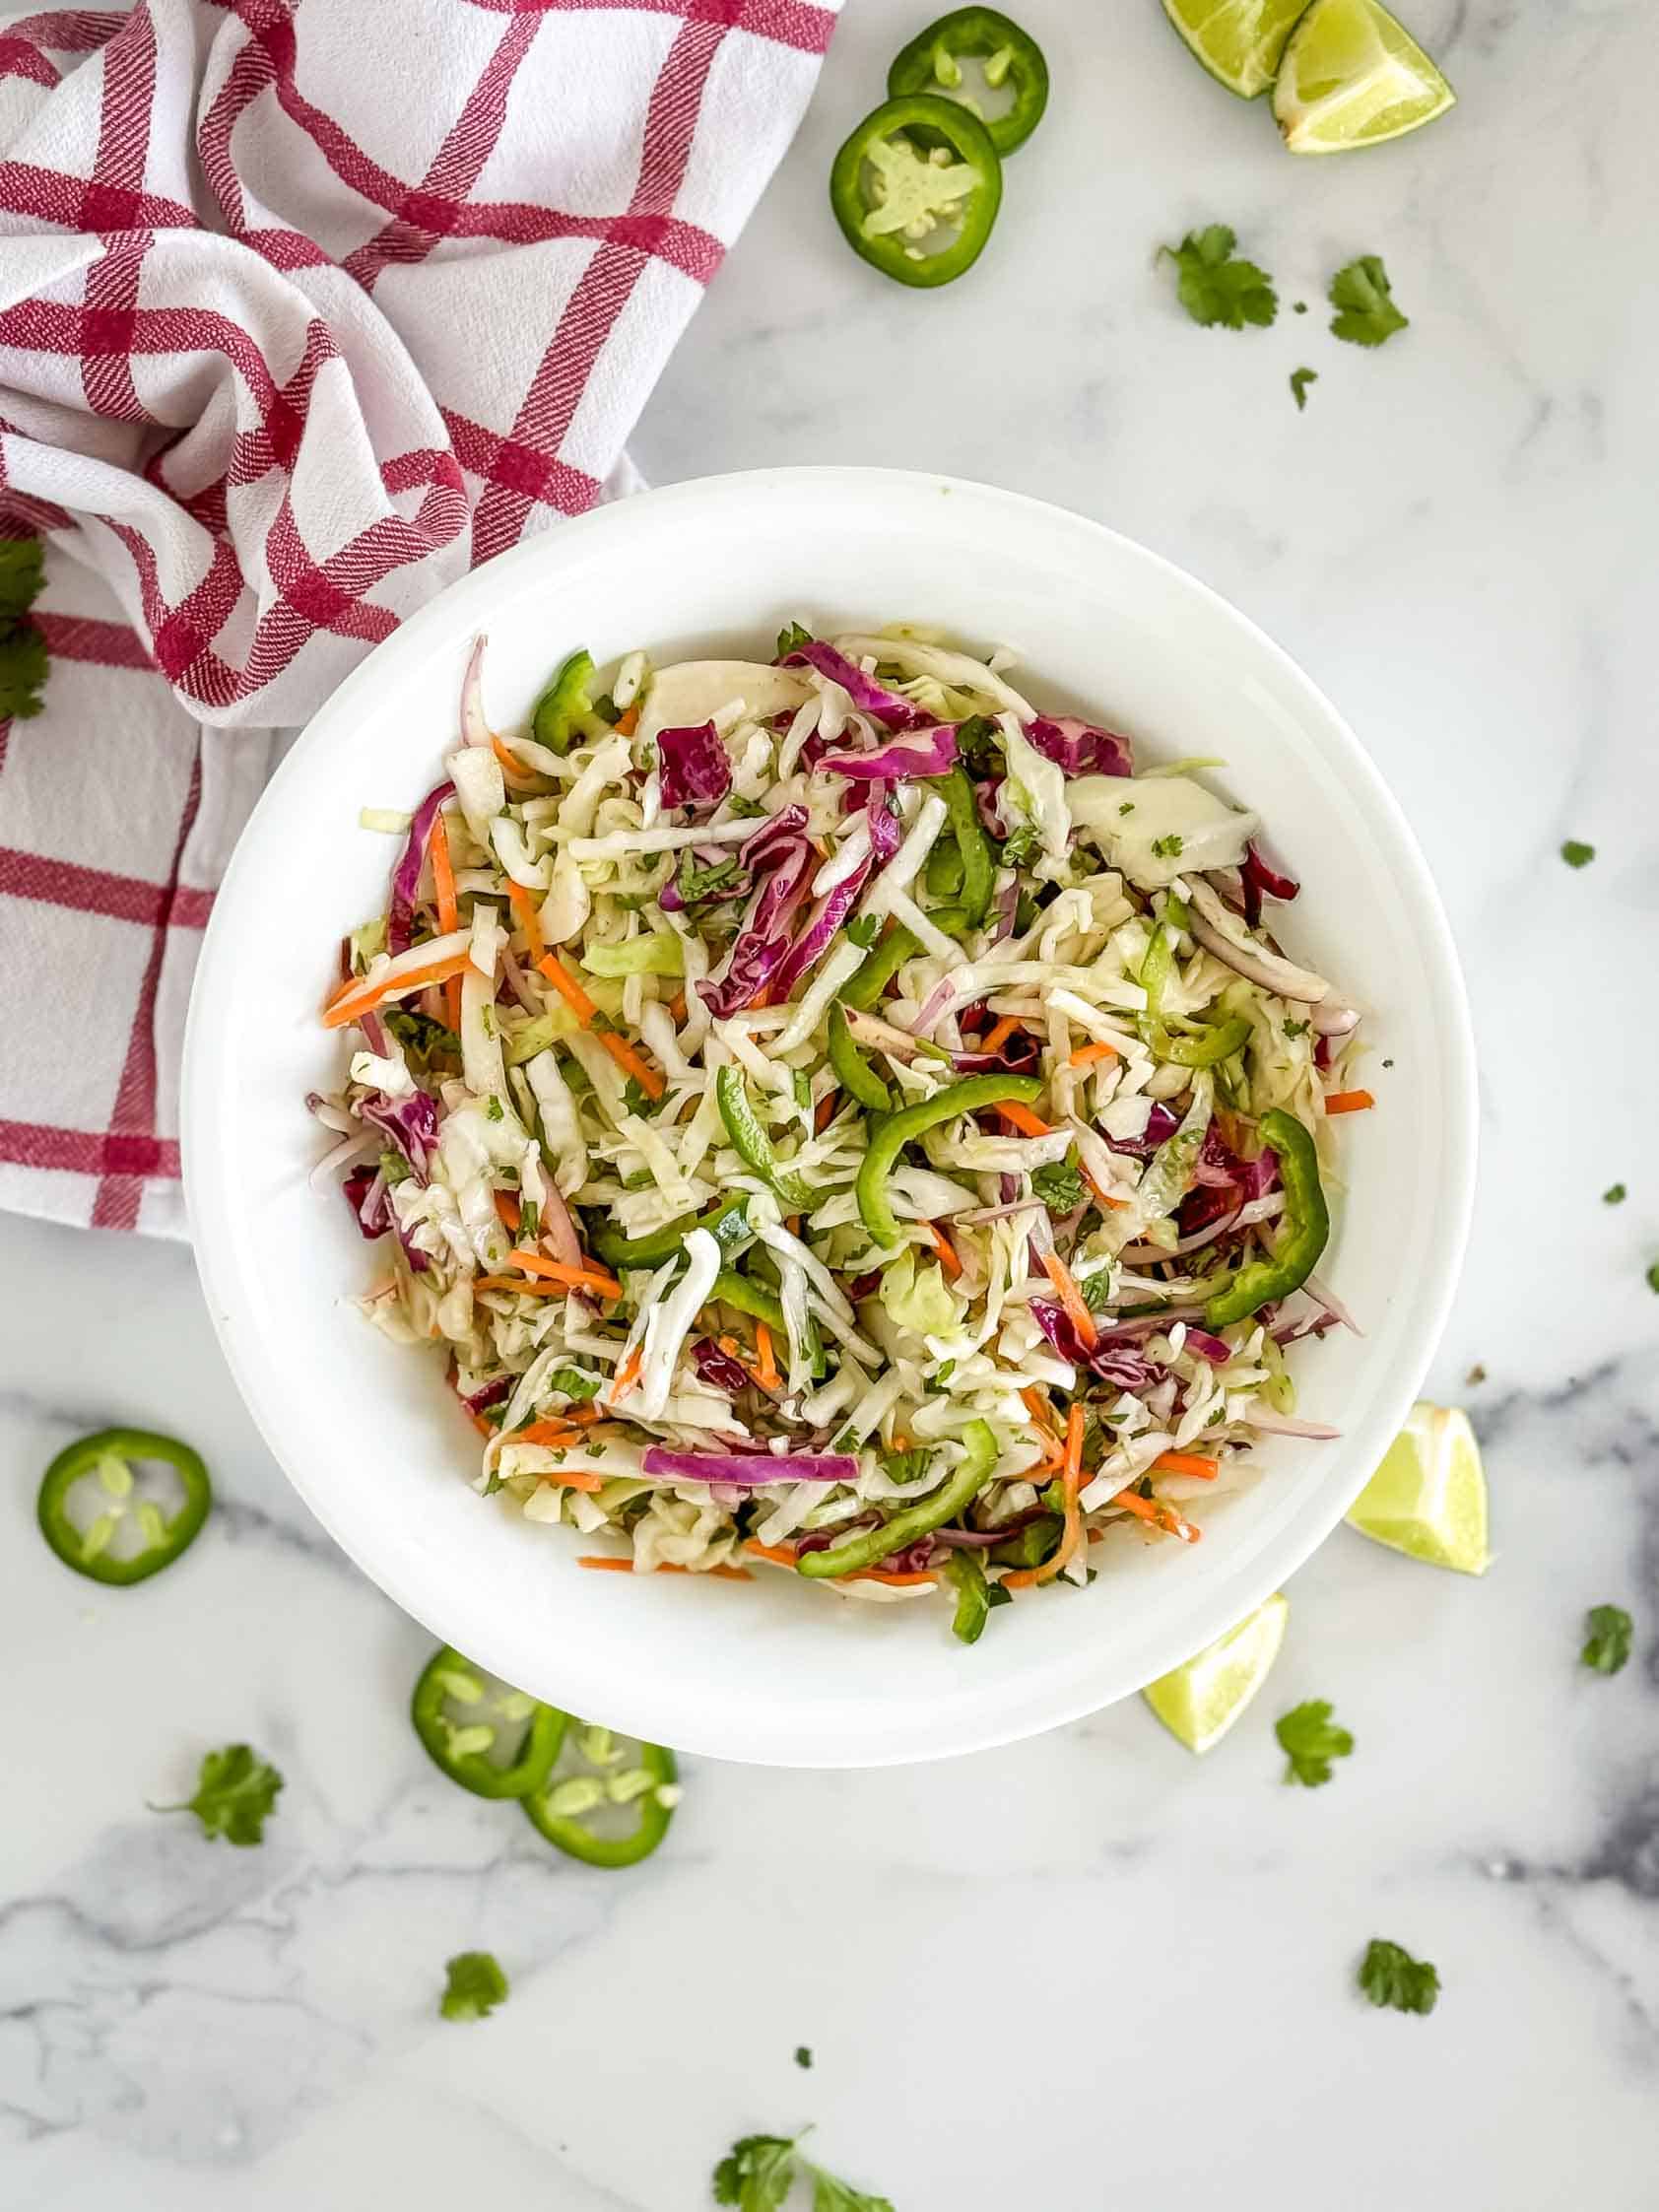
left=387, top=779, right=455, bottom=955
left=1311, top=1000, right=1361, bottom=1038
left=459, top=634, right=491, bottom=748
left=1187, top=882, right=1328, bottom=1003
left=1302, top=1272, right=1362, bottom=1335
left=343, top=1165, right=429, bottom=1273
left=657, top=720, right=732, bottom=813
left=1239, top=838, right=1299, bottom=928
left=461, top=1374, right=514, bottom=1415
left=642, top=1446, right=858, bottom=1485
left=1025, top=715, right=1134, bottom=778
left=955, top=1197, right=1045, bottom=1226
left=1243, top=1411, right=1342, bottom=1440
left=538, top=1181, right=582, bottom=1267
left=781, top=640, right=931, bottom=731
left=1182, top=1328, right=1233, bottom=1366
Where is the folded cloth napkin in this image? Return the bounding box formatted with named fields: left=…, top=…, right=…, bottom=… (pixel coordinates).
left=0, top=0, right=836, bottom=1235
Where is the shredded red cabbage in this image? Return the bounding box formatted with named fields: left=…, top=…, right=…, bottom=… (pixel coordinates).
left=818, top=724, right=960, bottom=780
left=656, top=720, right=732, bottom=813
left=1240, top=836, right=1300, bottom=928
left=461, top=1374, right=514, bottom=1414
left=780, top=640, right=931, bottom=731
left=1030, top=1301, right=1159, bottom=1386
left=1099, top=1103, right=1180, bottom=1160
left=696, top=806, right=817, bottom=1017
left=342, top=1165, right=431, bottom=1272
left=1178, top=1121, right=1281, bottom=1238
left=692, top=1338, right=751, bottom=1394
left=1025, top=716, right=1134, bottom=778
left=387, top=781, right=454, bottom=956
left=641, top=1446, right=857, bottom=1485
left=357, top=1086, right=438, bottom=1180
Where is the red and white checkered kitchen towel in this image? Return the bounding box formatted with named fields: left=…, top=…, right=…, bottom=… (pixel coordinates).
left=0, top=0, right=837, bottom=1236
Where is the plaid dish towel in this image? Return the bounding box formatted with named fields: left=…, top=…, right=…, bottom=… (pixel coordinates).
left=0, top=0, right=837, bottom=1235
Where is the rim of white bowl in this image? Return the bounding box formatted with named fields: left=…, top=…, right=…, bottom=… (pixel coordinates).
left=183, top=466, right=1477, bottom=1768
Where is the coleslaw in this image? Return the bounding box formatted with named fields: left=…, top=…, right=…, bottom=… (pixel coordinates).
left=310, top=624, right=1368, bottom=1640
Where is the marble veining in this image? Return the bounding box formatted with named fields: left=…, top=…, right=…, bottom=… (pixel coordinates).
left=6, top=0, right=1659, bottom=2203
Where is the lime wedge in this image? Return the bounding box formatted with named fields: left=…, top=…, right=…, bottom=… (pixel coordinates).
left=1143, top=1593, right=1289, bottom=1753
left=1273, top=0, right=1455, bottom=154
left=1161, top=0, right=1311, bottom=100
left=1347, top=1403, right=1489, bottom=1574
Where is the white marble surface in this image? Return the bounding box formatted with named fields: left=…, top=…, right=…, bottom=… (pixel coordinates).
left=6, top=2, right=1659, bottom=2204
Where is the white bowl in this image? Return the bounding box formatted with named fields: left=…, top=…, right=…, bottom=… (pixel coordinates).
left=183, top=468, right=1475, bottom=1769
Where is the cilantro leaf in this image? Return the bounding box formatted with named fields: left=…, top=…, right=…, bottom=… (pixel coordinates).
left=156, top=1743, right=284, bottom=1845
left=776, top=622, right=812, bottom=659
left=1032, top=1151, right=1087, bottom=1216
left=1581, top=1604, right=1633, bottom=1675
left=1603, top=1182, right=1626, bottom=1205
left=678, top=851, right=743, bottom=908
left=1648, top=1260, right=1659, bottom=1296
left=1275, top=1699, right=1355, bottom=1787
left=845, top=914, right=881, bottom=949
left=808, top=2167, right=896, bottom=2212
left=1328, top=254, right=1408, bottom=348
left=0, top=617, right=49, bottom=721
left=544, top=1367, right=600, bottom=1404
left=1358, top=1937, right=1439, bottom=2016
left=439, top=1950, right=509, bottom=2022
left=794, top=2045, right=814, bottom=2069
left=0, top=536, right=44, bottom=619
left=712, top=2134, right=798, bottom=2210
left=1560, top=839, right=1595, bottom=869
left=383, top=1007, right=457, bottom=1069
left=1290, top=367, right=1317, bottom=411
left=1000, top=823, right=1040, bottom=870
left=881, top=1446, right=933, bottom=1486
left=1161, top=226, right=1278, bottom=331
left=1150, top=834, right=1184, bottom=859
left=1080, top=1268, right=1116, bottom=1314
left=727, top=793, right=765, bottom=819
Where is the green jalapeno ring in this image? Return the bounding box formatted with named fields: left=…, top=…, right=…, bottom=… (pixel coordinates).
left=1199, top=1107, right=1330, bottom=1329
left=411, top=1645, right=567, bottom=1801
left=523, top=1735, right=678, bottom=1867
left=830, top=96, right=1003, bottom=291
left=888, top=7, right=1051, bottom=156
left=856, top=1072, right=1043, bottom=1247
left=36, top=1427, right=212, bottom=1586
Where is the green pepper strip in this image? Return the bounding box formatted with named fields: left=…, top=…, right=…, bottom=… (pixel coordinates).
left=829, top=95, right=1003, bottom=292
left=944, top=1548, right=1006, bottom=1644
left=797, top=1418, right=1001, bottom=1579
left=827, top=1002, right=894, bottom=1112
left=1199, top=1108, right=1330, bottom=1329
left=531, top=647, right=612, bottom=754
left=523, top=1736, right=677, bottom=1867
left=714, top=1065, right=815, bottom=1210
left=707, top=1268, right=786, bottom=1335
left=931, top=765, right=995, bottom=923
left=1138, top=921, right=1251, bottom=1067
left=856, top=1072, right=1043, bottom=1247
left=592, top=1194, right=750, bottom=1270
left=411, top=1646, right=567, bottom=1801
left=990, top=1511, right=1062, bottom=1570
left=888, top=7, right=1051, bottom=157
left=36, top=1426, right=211, bottom=1586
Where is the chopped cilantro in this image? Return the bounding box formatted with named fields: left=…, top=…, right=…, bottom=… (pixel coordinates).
left=1275, top=1699, right=1354, bottom=1787
left=1647, top=1260, right=1659, bottom=1296
left=545, top=1368, right=601, bottom=1403
left=1580, top=1604, right=1632, bottom=1675
left=1150, top=834, right=1184, bottom=860
left=0, top=536, right=49, bottom=720
left=1328, top=254, right=1408, bottom=348
left=379, top=1148, right=412, bottom=1185
left=712, top=2132, right=893, bottom=2212
left=439, top=1950, right=509, bottom=2023
left=794, top=2045, right=814, bottom=2069
left=1358, top=1938, right=1439, bottom=2016
left=1032, top=1151, right=1087, bottom=1216
left=792, top=1072, right=811, bottom=1108
left=1161, top=225, right=1278, bottom=330
left=1284, top=1018, right=1310, bottom=1039
left=776, top=621, right=813, bottom=658
left=383, top=1007, right=457, bottom=1069
left=845, top=914, right=881, bottom=948
left=1603, top=1182, right=1626, bottom=1205
left=1290, top=367, right=1318, bottom=410
left=1001, top=823, right=1040, bottom=870
left=153, top=1743, right=283, bottom=1846
left=1560, top=839, right=1595, bottom=869
left=1079, top=1269, right=1116, bottom=1313
left=1118, top=801, right=1135, bottom=816
left=485, top=1095, right=504, bottom=1122
left=727, top=793, right=765, bottom=819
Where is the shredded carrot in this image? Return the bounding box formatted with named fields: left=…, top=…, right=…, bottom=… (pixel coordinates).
left=429, top=812, right=462, bottom=1030
left=507, top=880, right=547, bottom=966
left=926, top=1223, right=962, bottom=1278
left=465, top=1408, right=493, bottom=1439
left=667, top=989, right=687, bottom=1021
left=753, top=1321, right=780, bottom=1392
left=1153, top=1450, right=1220, bottom=1481
left=577, top=1556, right=752, bottom=1579
left=1080, top=1162, right=1127, bottom=1211
left=1041, top=1250, right=1098, bottom=1350
left=608, top=1344, right=643, bottom=1406
left=784, top=1216, right=802, bottom=1238
left=322, top=946, right=473, bottom=1030
left=741, top=1538, right=934, bottom=1588
left=493, top=735, right=540, bottom=789
left=615, top=704, right=640, bottom=737
left=999, top=1102, right=1053, bottom=1138
left=1068, top=1039, right=1119, bottom=1068
left=473, top=1274, right=568, bottom=1297
left=494, top=1191, right=521, bottom=1234
left=1110, top=1488, right=1201, bottom=1543
left=815, top=1090, right=837, bottom=1134
left=1020, top=1385, right=1052, bottom=1427
left=516, top=1418, right=581, bottom=1446
left=537, top=951, right=598, bottom=1026
left=1324, top=1089, right=1375, bottom=1115
left=979, top=1016, right=1022, bottom=1055
left=598, top=1030, right=665, bottom=1101
left=1005, top=1403, right=1086, bottom=1588
left=743, top=1538, right=798, bottom=1568
left=508, top=1248, right=622, bottom=1299
left=536, top=1469, right=605, bottom=1494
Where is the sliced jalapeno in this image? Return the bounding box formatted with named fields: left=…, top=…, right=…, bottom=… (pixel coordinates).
left=411, top=1645, right=566, bottom=1800
left=522, top=1719, right=679, bottom=1868
left=36, top=1427, right=211, bottom=1585
left=830, top=95, right=1003, bottom=290
left=888, top=7, right=1050, bottom=156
